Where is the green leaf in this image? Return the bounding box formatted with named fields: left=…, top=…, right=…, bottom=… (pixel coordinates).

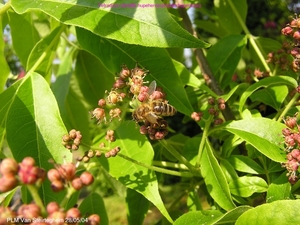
left=200, top=141, right=236, bottom=210
left=214, top=0, right=247, bottom=34
left=206, top=35, right=246, bottom=86
left=266, top=172, right=292, bottom=203
left=194, top=20, right=227, bottom=38
left=11, top=0, right=210, bottom=48
left=227, top=155, right=265, bottom=174
left=8, top=11, right=40, bottom=67
left=126, top=188, right=149, bottom=225
left=98, top=122, right=173, bottom=223
left=236, top=200, right=300, bottom=225
left=229, top=176, right=268, bottom=197
left=174, top=206, right=251, bottom=225
left=220, top=159, right=239, bottom=181
left=225, top=118, right=287, bottom=162
left=27, top=26, right=63, bottom=79
left=76, top=27, right=194, bottom=116
left=4, top=72, right=72, bottom=203
left=74, top=50, right=114, bottom=107
left=174, top=210, right=224, bottom=225
left=250, top=85, right=288, bottom=111
left=239, top=76, right=298, bottom=113
left=79, top=192, right=109, bottom=225
left=0, top=16, right=10, bottom=94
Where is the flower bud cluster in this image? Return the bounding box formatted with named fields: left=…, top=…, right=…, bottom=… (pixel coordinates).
left=62, top=129, right=82, bottom=151
left=47, top=162, right=94, bottom=192
left=279, top=15, right=300, bottom=72
left=0, top=203, right=100, bottom=225
left=90, top=63, right=176, bottom=140
left=281, top=115, right=300, bottom=184
left=194, top=97, right=225, bottom=125
left=0, top=157, right=46, bottom=193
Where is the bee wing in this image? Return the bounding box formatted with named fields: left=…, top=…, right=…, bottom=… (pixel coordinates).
left=147, top=80, right=157, bottom=95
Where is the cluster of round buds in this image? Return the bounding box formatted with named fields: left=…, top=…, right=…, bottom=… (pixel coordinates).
left=280, top=15, right=300, bottom=72
left=0, top=203, right=100, bottom=225
left=281, top=115, right=300, bottom=184
left=204, top=97, right=225, bottom=125
left=191, top=111, right=203, bottom=122
left=0, top=157, right=46, bottom=193
left=140, top=119, right=169, bottom=140
left=105, top=130, right=116, bottom=142
left=62, top=129, right=82, bottom=151
left=266, top=41, right=292, bottom=71
left=105, top=146, right=121, bottom=158
left=47, top=162, right=94, bottom=192
left=77, top=149, right=102, bottom=163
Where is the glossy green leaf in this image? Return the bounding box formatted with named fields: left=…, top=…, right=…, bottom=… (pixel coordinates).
left=79, top=193, right=109, bottom=225
left=214, top=0, right=247, bottom=34
left=174, top=206, right=251, bottom=225
left=220, top=159, right=239, bottom=182
left=8, top=11, right=40, bottom=67
left=239, top=76, right=298, bottom=113
left=227, top=155, right=265, bottom=174
left=200, top=141, right=236, bottom=210
left=174, top=210, right=224, bottom=225
left=236, top=200, right=300, bottom=225
left=266, top=172, right=292, bottom=203
left=74, top=50, right=115, bottom=107
left=98, top=122, right=173, bottom=223
left=76, top=27, right=194, bottom=116
left=229, top=176, right=268, bottom=197
left=174, top=60, right=202, bottom=88
left=206, top=35, right=246, bottom=86
left=27, top=26, right=63, bottom=79
left=11, top=0, right=210, bottom=48
left=250, top=85, right=288, bottom=110
left=4, top=72, right=72, bottom=203
left=225, top=118, right=287, bottom=162
left=126, top=188, right=149, bottom=225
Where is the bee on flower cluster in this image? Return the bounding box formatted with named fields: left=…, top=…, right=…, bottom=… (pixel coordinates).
left=91, top=63, right=177, bottom=140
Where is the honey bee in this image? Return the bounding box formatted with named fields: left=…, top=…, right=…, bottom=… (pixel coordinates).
left=132, top=81, right=177, bottom=124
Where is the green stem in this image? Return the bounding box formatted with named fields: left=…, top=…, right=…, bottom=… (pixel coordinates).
left=26, top=184, right=46, bottom=216
left=195, top=116, right=213, bottom=168
left=159, top=139, right=200, bottom=176
left=118, top=153, right=195, bottom=177
left=0, top=1, right=11, bottom=15
left=88, top=144, right=195, bottom=177
left=60, top=186, right=76, bottom=208
left=227, top=0, right=271, bottom=74
left=152, top=160, right=188, bottom=170
left=276, top=92, right=300, bottom=121
left=27, top=25, right=65, bottom=74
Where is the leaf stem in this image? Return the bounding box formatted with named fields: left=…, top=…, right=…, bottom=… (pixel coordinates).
left=26, top=184, right=46, bottom=216
left=0, top=1, right=11, bottom=15
left=276, top=92, right=300, bottom=121
left=87, top=144, right=195, bottom=177
left=152, top=160, right=188, bottom=170
left=227, top=0, right=271, bottom=74
left=159, top=139, right=200, bottom=176
left=27, top=25, right=65, bottom=74
left=117, top=153, right=195, bottom=177
left=195, top=116, right=213, bottom=168
left=60, top=186, right=76, bottom=208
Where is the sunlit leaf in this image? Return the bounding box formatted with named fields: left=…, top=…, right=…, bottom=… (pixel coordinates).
left=225, top=118, right=286, bottom=162
left=11, top=0, right=210, bottom=48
